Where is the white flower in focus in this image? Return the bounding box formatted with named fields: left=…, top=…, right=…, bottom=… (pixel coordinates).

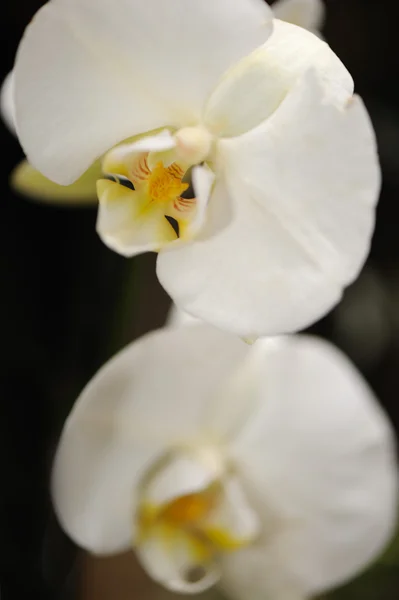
left=13, top=0, right=380, bottom=338
left=272, top=0, right=325, bottom=34
left=52, top=326, right=397, bottom=599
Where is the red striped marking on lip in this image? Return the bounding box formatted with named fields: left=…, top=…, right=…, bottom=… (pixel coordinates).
left=131, top=154, right=151, bottom=183
left=168, top=163, right=185, bottom=179
left=174, top=197, right=196, bottom=212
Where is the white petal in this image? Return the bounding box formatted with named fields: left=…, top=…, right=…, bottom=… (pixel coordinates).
left=227, top=335, right=398, bottom=595
left=137, top=527, right=220, bottom=594
left=52, top=325, right=248, bottom=554
left=105, top=131, right=176, bottom=164
left=185, top=164, right=215, bottom=238
left=166, top=304, right=200, bottom=327
left=158, top=71, right=380, bottom=338
left=221, top=544, right=305, bottom=600
left=204, top=340, right=272, bottom=443
left=14, top=0, right=273, bottom=184
left=273, top=0, right=325, bottom=32
left=204, top=19, right=352, bottom=137
left=1, top=71, right=16, bottom=135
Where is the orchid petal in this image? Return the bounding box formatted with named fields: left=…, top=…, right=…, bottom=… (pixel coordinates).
left=102, top=131, right=176, bottom=177
left=14, top=0, right=273, bottom=184
left=225, top=335, right=398, bottom=596
left=52, top=325, right=248, bottom=554
left=204, top=19, right=351, bottom=137
left=203, top=477, right=261, bottom=549
left=177, top=164, right=215, bottom=240
left=158, top=71, right=380, bottom=337
left=221, top=544, right=306, bottom=600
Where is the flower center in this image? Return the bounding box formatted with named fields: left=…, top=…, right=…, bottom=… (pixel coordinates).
left=147, top=162, right=189, bottom=203
left=97, top=143, right=212, bottom=254
left=161, top=489, right=216, bottom=525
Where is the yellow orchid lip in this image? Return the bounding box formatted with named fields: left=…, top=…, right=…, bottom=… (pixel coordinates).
left=132, top=445, right=260, bottom=589
left=160, top=488, right=217, bottom=526
left=147, top=161, right=189, bottom=204
left=136, top=485, right=255, bottom=583
left=102, top=173, right=135, bottom=190
left=136, top=454, right=259, bottom=573
left=96, top=145, right=205, bottom=254
left=103, top=150, right=191, bottom=206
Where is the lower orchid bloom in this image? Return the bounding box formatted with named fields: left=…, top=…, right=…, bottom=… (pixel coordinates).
left=10, top=0, right=380, bottom=338
left=52, top=325, right=397, bottom=599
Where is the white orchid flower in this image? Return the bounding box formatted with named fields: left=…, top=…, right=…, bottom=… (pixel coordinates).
left=12, top=0, right=380, bottom=338
left=53, top=325, right=397, bottom=599
left=272, top=0, right=325, bottom=34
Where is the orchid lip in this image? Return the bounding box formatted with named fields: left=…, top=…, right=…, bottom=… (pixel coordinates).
left=96, top=141, right=212, bottom=255
left=133, top=445, right=261, bottom=591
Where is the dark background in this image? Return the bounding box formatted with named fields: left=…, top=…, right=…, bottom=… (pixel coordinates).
left=0, top=0, right=399, bottom=598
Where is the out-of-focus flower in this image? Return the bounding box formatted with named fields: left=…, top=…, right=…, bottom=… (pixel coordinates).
left=272, top=0, right=325, bottom=34
left=53, top=325, right=397, bottom=599
left=10, top=0, right=380, bottom=338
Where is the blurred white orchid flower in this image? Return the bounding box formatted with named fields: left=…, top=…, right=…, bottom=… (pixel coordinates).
left=10, top=0, right=379, bottom=337
left=53, top=326, right=397, bottom=599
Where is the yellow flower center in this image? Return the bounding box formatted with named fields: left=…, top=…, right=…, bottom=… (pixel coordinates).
left=147, top=162, right=189, bottom=203
left=160, top=488, right=217, bottom=526
left=137, top=483, right=254, bottom=554
left=138, top=486, right=217, bottom=538
left=97, top=139, right=213, bottom=254
left=133, top=450, right=261, bottom=591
